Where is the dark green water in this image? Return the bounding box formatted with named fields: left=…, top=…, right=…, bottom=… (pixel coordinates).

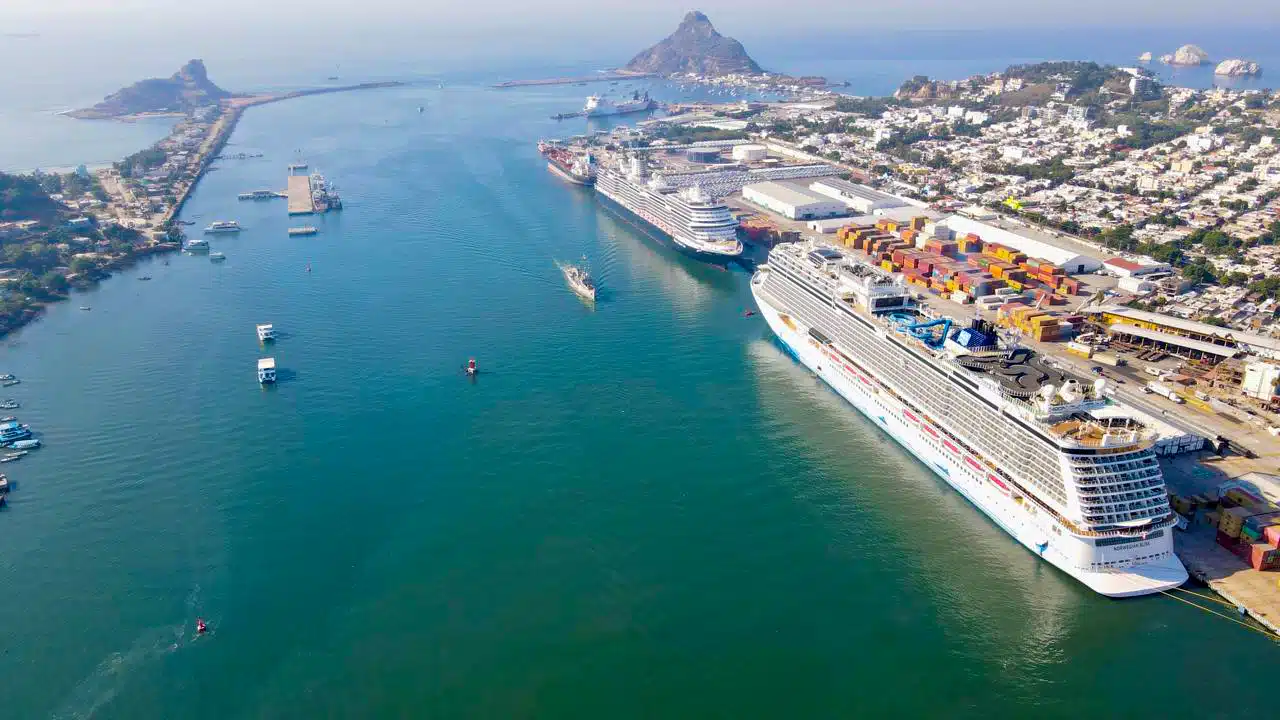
left=2, top=82, right=1274, bottom=718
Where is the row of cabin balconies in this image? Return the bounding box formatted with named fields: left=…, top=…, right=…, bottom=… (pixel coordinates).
left=1069, top=453, right=1158, bottom=469
left=1076, top=487, right=1165, bottom=508
left=1083, top=505, right=1167, bottom=525
left=1072, top=465, right=1161, bottom=483
left=1075, top=476, right=1164, bottom=497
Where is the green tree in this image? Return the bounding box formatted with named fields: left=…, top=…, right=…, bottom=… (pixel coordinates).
left=41, top=271, right=69, bottom=295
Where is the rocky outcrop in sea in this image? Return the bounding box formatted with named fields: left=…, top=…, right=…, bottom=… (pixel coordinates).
left=1214, top=58, right=1262, bottom=76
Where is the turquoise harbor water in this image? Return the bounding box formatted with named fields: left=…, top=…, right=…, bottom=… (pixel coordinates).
left=2, top=80, right=1279, bottom=717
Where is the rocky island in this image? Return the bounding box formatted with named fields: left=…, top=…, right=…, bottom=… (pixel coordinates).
left=1138, top=51, right=1153, bottom=63
left=67, top=59, right=230, bottom=119
left=623, top=10, right=762, bottom=76
left=1161, top=44, right=1210, bottom=66
left=1215, top=58, right=1262, bottom=77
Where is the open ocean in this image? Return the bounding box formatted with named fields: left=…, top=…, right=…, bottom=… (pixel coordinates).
left=1, top=20, right=1278, bottom=718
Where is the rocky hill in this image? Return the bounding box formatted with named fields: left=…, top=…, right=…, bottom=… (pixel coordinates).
left=623, top=11, right=762, bottom=76
left=68, top=59, right=229, bottom=119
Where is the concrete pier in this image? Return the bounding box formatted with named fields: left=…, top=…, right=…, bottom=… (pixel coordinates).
left=287, top=175, right=313, bottom=215
left=1162, top=454, right=1280, bottom=636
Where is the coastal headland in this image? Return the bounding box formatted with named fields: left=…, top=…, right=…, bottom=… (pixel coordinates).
left=0, top=65, right=403, bottom=338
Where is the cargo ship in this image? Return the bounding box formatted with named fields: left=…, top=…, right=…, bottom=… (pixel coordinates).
left=750, top=241, right=1188, bottom=597
left=538, top=142, right=596, bottom=185
left=595, top=156, right=742, bottom=261
left=583, top=91, right=656, bottom=118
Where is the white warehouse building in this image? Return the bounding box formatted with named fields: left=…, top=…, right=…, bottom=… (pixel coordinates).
left=940, top=214, right=1104, bottom=274
left=742, top=181, right=848, bottom=220
left=808, top=178, right=908, bottom=215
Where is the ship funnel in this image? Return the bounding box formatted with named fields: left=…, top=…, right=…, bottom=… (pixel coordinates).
left=1093, top=378, right=1108, bottom=398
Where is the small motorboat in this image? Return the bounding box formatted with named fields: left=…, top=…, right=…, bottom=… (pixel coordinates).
left=0, top=416, right=16, bottom=423
left=9, top=439, right=39, bottom=450
left=196, top=618, right=208, bottom=634
left=465, top=358, right=477, bottom=377
left=0, top=475, right=9, bottom=494
left=138, top=276, right=152, bottom=281
left=0, top=451, right=27, bottom=463
left=743, top=310, right=756, bottom=317
left=1, top=379, right=19, bottom=387
left=209, top=252, right=227, bottom=262
left=0, top=375, right=13, bottom=381
left=0, top=400, right=20, bottom=410
left=80, top=306, right=91, bottom=311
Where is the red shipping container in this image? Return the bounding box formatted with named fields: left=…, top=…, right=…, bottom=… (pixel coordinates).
left=1264, top=524, right=1280, bottom=548
left=1217, top=530, right=1239, bottom=549
left=1247, top=542, right=1280, bottom=570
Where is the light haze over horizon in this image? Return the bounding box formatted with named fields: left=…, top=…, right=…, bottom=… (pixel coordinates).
left=4, top=0, right=1279, bottom=32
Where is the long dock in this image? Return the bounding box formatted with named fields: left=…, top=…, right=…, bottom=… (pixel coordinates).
left=493, top=72, right=654, bottom=88
left=287, top=175, right=313, bottom=215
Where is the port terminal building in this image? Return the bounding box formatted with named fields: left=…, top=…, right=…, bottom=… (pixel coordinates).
left=941, top=213, right=1103, bottom=274
left=742, top=181, right=848, bottom=220
left=1086, top=305, right=1280, bottom=361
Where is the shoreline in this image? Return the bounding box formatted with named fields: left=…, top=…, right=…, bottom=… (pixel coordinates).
left=0, top=80, right=405, bottom=340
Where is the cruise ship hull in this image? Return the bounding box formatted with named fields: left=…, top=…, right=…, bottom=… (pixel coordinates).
left=596, top=187, right=740, bottom=265
left=585, top=100, right=657, bottom=118
left=750, top=276, right=1187, bottom=598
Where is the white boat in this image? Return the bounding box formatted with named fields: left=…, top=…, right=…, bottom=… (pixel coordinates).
left=204, top=221, right=241, bottom=234
left=256, top=323, right=276, bottom=343
left=750, top=242, right=1187, bottom=597
left=184, top=238, right=210, bottom=253
left=0, top=451, right=27, bottom=463
left=559, top=260, right=596, bottom=301
left=287, top=226, right=318, bottom=236
left=0, top=400, right=18, bottom=410
left=8, top=438, right=39, bottom=450
left=583, top=92, right=656, bottom=118
left=209, top=251, right=227, bottom=262
left=258, top=357, right=277, bottom=384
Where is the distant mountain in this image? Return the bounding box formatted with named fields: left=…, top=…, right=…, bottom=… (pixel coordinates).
left=623, top=11, right=762, bottom=77
left=68, top=60, right=230, bottom=119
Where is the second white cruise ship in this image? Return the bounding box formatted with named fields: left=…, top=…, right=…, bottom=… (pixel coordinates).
left=595, top=156, right=742, bottom=261
left=751, top=241, right=1188, bottom=597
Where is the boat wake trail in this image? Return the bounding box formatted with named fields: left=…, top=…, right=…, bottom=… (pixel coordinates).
left=51, top=586, right=205, bottom=720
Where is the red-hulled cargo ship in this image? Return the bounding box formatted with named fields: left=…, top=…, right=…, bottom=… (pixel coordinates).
left=538, top=142, right=596, bottom=186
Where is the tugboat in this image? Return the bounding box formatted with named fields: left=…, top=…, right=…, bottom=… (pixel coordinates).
left=559, top=259, right=596, bottom=301
left=0, top=420, right=31, bottom=445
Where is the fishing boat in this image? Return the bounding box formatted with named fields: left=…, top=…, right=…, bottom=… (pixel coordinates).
left=210, top=251, right=227, bottom=262
left=559, top=259, right=597, bottom=301
left=0, top=400, right=18, bottom=410
left=256, top=323, right=276, bottom=343
left=9, top=439, right=39, bottom=450
left=2, top=379, right=19, bottom=387
left=0, top=451, right=27, bottom=463
left=0, top=375, right=14, bottom=381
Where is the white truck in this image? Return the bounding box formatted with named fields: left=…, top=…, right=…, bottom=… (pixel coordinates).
left=1145, top=382, right=1184, bottom=403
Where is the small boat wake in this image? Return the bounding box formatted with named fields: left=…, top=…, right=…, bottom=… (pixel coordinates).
left=51, top=585, right=213, bottom=720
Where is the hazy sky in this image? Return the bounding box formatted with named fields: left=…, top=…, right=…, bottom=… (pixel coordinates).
left=4, top=0, right=1278, bottom=31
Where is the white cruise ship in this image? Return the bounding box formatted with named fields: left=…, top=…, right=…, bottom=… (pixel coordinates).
left=595, top=156, right=742, bottom=261
left=751, top=242, right=1187, bottom=597
left=584, top=92, right=656, bottom=118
